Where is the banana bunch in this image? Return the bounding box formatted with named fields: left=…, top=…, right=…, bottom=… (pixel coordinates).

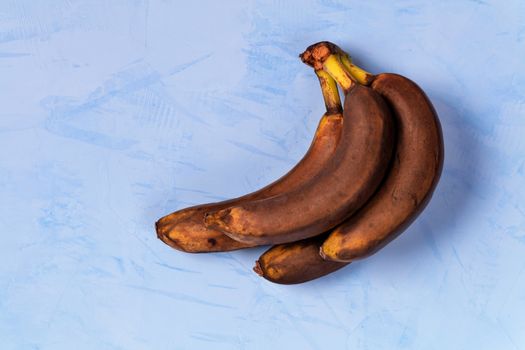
left=156, top=41, right=444, bottom=284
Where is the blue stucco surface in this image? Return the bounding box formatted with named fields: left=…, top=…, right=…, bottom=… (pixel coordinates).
left=1, top=1, right=525, bottom=349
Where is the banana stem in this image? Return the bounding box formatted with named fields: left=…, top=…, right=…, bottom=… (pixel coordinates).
left=300, top=41, right=373, bottom=93
left=315, top=69, right=342, bottom=114
left=322, top=54, right=355, bottom=94
left=338, top=54, right=375, bottom=86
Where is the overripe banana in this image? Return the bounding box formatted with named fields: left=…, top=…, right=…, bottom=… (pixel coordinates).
left=155, top=69, right=344, bottom=252
left=320, top=50, right=444, bottom=262
left=205, top=45, right=395, bottom=245
left=254, top=233, right=347, bottom=284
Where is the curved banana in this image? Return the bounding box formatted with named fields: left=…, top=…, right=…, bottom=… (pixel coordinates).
left=205, top=43, right=395, bottom=245
left=320, top=47, right=444, bottom=262
left=156, top=69, right=344, bottom=252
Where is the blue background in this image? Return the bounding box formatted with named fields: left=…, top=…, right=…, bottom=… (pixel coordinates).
left=1, top=1, right=525, bottom=349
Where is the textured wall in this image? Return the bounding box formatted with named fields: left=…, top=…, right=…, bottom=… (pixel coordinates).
left=1, top=1, right=525, bottom=349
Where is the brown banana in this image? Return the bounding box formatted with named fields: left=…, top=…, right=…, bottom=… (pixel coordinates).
left=155, top=69, right=344, bottom=252
left=205, top=43, right=395, bottom=245
left=254, top=233, right=347, bottom=284
left=320, top=52, right=444, bottom=262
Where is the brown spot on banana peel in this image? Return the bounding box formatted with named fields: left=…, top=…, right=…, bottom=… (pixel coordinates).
left=321, top=73, right=444, bottom=262
left=206, top=84, right=395, bottom=245
left=255, top=234, right=348, bottom=284
left=156, top=113, right=344, bottom=252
